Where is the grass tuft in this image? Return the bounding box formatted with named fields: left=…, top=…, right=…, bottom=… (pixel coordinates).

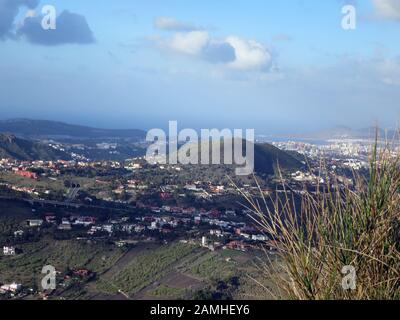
left=236, top=138, right=400, bottom=300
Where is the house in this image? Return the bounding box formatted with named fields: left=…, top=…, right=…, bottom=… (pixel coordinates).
left=241, top=233, right=251, bottom=239
left=202, top=236, right=208, bottom=247
left=160, top=192, right=171, bottom=200
left=16, top=170, right=38, bottom=180
left=102, top=225, right=113, bottom=233
left=185, top=184, right=198, bottom=191
left=3, top=246, right=16, bottom=256
left=45, top=214, right=57, bottom=224
left=72, top=269, right=91, bottom=277
left=168, top=220, right=178, bottom=228
left=182, top=207, right=196, bottom=214
left=149, top=221, right=158, bottom=230
left=210, top=185, right=224, bottom=193
left=225, top=241, right=247, bottom=251
left=14, top=230, right=24, bottom=237
left=74, top=216, right=96, bottom=227
left=121, top=224, right=134, bottom=234
left=210, top=229, right=223, bottom=237
left=252, top=234, right=268, bottom=242
left=58, top=220, right=72, bottom=230
left=0, top=283, right=22, bottom=293
left=27, top=219, right=43, bottom=227
left=87, top=226, right=102, bottom=235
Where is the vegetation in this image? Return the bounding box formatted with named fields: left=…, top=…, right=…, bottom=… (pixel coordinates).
left=0, top=134, right=69, bottom=160
left=253, top=143, right=304, bottom=176
left=98, top=243, right=197, bottom=296
left=241, top=140, right=400, bottom=300
left=149, top=285, right=187, bottom=299
left=189, top=252, right=236, bottom=282
left=0, top=238, right=124, bottom=287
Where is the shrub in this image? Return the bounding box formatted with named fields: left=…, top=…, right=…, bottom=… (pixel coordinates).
left=238, top=140, right=400, bottom=300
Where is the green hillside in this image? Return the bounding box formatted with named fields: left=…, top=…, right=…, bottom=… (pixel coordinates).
left=0, top=134, right=70, bottom=160
left=254, top=143, right=304, bottom=175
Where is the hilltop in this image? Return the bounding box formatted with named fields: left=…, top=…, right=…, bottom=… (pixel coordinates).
left=166, top=139, right=304, bottom=179
left=253, top=143, right=304, bottom=175
left=0, top=134, right=70, bottom=161
left=0, top=119, right=146, bottom=140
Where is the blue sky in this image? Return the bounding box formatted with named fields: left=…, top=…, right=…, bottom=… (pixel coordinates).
left=1, top=0, right=400, bottom=133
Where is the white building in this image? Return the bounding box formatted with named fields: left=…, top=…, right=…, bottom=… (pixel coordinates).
left=0, top=283, right=22, bottom=293
left=14, top=230, right=24, bottom=237
left=27, top=219, right=43, bottom=227
left=149, top=222, right=158, bottom=230
left=58, top=220, right=72, bottom=230
left=3, top=246, right=16, bottom=256
left=201, top=236, right=208, bottom=247
left=252, top=234, right=268, bottom=241
left=102, top=224, right=114, bottom=233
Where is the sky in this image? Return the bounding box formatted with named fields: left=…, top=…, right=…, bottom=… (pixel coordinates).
left=1, top=0, right=400, bottom=134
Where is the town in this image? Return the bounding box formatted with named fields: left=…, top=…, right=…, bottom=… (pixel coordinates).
left=0, top=136, right=397, bottom=300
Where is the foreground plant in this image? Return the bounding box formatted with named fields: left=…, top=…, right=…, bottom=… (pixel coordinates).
left=236, top=141, right=400, bottom=300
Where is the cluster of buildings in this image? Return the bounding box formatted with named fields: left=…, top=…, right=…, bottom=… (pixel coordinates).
left=271, top=140, right=379, bottom=186
left=25, top=215, right=97, bottom=231
left=272, top=140, right=372, bottom=169
left=0, top=283, right=22, bottom=295
left=4, top=203, right=270, bottom=254
left=3, top=246, right=16, bottom=256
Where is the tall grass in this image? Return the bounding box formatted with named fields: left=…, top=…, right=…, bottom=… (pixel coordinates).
left=237, top=140, right=400, bottom=300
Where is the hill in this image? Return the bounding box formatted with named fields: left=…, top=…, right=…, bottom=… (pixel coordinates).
left=170, top=139, right=304, bottom=177
left=253, top=143, right=304, bottom=175
left=0, top=134, right=70, bottom=160
left=0, top=119, right=146, bottom=140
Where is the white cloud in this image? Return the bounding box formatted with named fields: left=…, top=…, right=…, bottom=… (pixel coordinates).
left=0, top=0, right=39, bottom=38
left=373, top=0, right=400, bottom=20
left=154, top=16, right=200, bottom=32
left=162, top=33, right=272, bottom=71
left=226, top=36, right=272, bottom=70
left=169, top=31, right=209, bottom=55
left=152, top=17, right=273, bottom=72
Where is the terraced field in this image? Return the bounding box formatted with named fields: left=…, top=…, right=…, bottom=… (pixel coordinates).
left=90, top=242, right=276, bottom=300
left=0, top=237, right=124, bottom=288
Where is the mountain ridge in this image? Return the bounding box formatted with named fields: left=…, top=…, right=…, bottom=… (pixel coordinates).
left=0, top=119, right=146, bottom=140
left=0, top=133, right=70, bottom=161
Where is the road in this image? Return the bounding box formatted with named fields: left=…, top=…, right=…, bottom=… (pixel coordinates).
left=0, top=195, right=137, bottom=212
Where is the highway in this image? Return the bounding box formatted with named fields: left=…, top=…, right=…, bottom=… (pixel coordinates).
left=0, top=195, right=137, bottom=212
